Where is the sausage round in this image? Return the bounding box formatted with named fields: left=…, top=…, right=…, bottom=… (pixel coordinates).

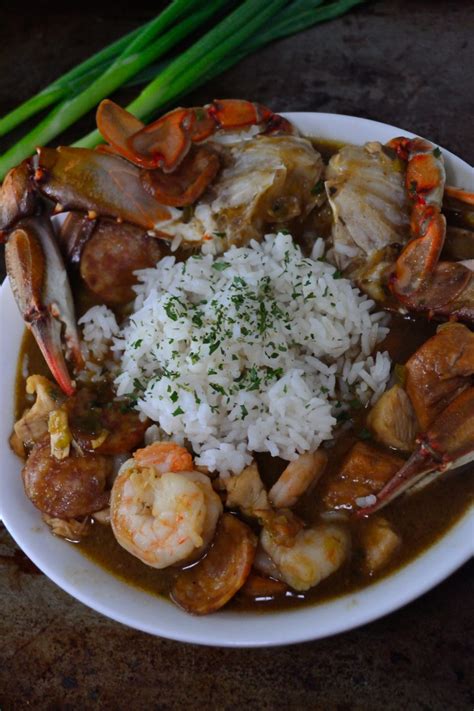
left=80, top=220, right=165, bottom=304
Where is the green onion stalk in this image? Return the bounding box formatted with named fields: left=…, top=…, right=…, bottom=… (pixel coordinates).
left=76, top=0, right=367, bottom=149
left=75, top=0, right=289, bottom=148
left=0, top=0, right=227, bottom=178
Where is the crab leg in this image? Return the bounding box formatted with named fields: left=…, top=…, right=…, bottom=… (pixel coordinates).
left=35, top=146, right=172, bottom=231
left=0, top=161, right=37, bottom=235
left=389, top=137, right=446, bottom=295
left=388, top=137, right=474, bottom=320
left=357, top=387, right=474, bottom=516
left=5, top=216, right=83, bottom=396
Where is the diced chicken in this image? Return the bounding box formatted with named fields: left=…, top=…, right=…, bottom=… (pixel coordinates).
left=224, top=462, right=270, bottom=515
left=367, top=384, right=418, bottom=451
left=42, top=514, right=91, bottom=541
left=14, top=375, right=64, bottom=445
left=322, top=441, right=405, bottom=512
left=359, top=516, right=401, bottom=574
left=405, top=322, right=474, bottom=430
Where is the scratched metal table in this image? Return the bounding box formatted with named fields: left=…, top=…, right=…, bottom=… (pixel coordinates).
left=1, top=2, right=473, bottom=709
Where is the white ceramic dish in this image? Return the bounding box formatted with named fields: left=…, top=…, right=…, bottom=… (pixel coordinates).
left=0, top=113, right=473, bottom=647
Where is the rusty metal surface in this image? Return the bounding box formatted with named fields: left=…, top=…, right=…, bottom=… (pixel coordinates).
left=0, top=1, right=473, bottom=708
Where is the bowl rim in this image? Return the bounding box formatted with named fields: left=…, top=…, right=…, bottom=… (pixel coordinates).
left=1, top=111, right=473, bottom=647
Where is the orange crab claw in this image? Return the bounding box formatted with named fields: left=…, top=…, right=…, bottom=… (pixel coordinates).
left=357, top=386, right=474, bottom=516
left=141, top=145, right=220, bottom=207
left=127, top=107, right=192, bottom=171
left=389, top=135, right=454, bottom=308
left=391, top=206, right=446, bottom=295
left=0, top=160, right=37, bottom=235
left=207, top=98, right=271, bottom=129
left=96, top=99, right=145, bottom=160
left=5, top=217, right=83, bottom=396
left=96, top=98, right=293, bottom=174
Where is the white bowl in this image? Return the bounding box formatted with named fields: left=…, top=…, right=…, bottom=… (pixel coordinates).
left=1, top=113, right=473, bottom=647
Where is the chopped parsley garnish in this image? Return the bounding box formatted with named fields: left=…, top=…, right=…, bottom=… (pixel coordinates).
left=172, top=406, right=184, bottom=416
left=212, top=261, right=231, bottom=271
left=433, top=147, right=441, bottom=158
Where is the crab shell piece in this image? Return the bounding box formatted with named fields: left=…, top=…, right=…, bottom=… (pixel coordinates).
left=5, top=216, right=83, bottom=396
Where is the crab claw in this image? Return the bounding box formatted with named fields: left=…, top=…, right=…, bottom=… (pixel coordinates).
left=0, top=160, right=37, bottom=235
left=5, top=217, right=83, bottom=396
left=96, top=98, right=294, bottom=173
left=357, top=387, right=474, bottom=516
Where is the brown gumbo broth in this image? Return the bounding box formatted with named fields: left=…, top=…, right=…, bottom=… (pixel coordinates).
left=13, top=138, right=474, bottom=612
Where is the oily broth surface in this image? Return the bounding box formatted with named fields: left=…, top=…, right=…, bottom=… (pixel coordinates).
left=12, top=138, right=474, bottom=611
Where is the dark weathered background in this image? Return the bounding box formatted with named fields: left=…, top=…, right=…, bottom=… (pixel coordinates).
left=1, top=2, right=473, bottom=708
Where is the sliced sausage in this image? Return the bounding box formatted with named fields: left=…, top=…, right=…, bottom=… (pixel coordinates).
left=171, top=513, right=257, bottom=615
left=239, top=572, right=287, bottom=599
left=80, top=219, right=165, bottom=304
left=22, top=435, right=112, bottom=518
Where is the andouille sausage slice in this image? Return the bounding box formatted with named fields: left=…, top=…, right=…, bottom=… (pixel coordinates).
left=171, top=513, right=257, bottom=615
left=80, top=220, right=165, bottom=305
left=239, top=572, right=288, bottom=600
left=22, top=435, right=111, bottom=518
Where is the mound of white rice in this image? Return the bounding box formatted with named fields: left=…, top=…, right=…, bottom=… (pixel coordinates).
left=81, top=233, right=391, bottom=474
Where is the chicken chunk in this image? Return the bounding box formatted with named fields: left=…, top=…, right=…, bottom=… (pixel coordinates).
left=14, top=375, right=64, bottom=446
left=405, top=322, right=474, bottom=430
left=359, top=516, right=401, bottom=574
left=367, top=384, right=418, bottom=451
left=224, top=462, right=270, bottom=515
left=322, top=441, right=405, bottom=512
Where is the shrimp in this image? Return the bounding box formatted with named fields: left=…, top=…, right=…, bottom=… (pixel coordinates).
left=269, top=450, right=328, bottom=509
left=132, top=441, right=193, bottom=472
left=224, top=462, right=270, bottom=515
left=110, top=442, right=222, bottom=569
left=171, top=514, right=257, bottom=615
left=260, top=522, right=350, bottom=592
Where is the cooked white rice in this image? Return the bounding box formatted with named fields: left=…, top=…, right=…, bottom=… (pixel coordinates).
left=80, top=232, right=391, bottom=474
